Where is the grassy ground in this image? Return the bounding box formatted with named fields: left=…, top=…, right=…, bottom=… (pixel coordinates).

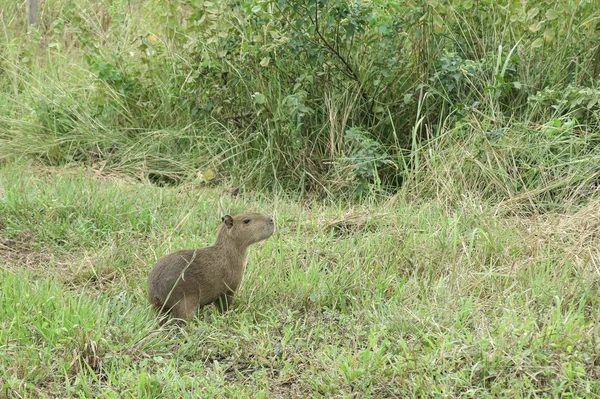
left=1, top=0, right=599, bottom=397
left=1, top=161, right=599, bottom=398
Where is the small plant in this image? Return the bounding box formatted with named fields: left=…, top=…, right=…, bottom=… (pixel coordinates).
left=529, top=84, right=600, bottom=124
left=430, top=51, right=481, bottom=100
left=343, top=127, right=391, bottom=195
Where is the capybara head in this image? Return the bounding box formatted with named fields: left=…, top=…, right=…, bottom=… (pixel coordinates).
left=217, top=213, right=275, bottom=248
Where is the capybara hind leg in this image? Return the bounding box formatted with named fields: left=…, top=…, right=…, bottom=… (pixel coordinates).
left=170, top=295, right=199, bottom=322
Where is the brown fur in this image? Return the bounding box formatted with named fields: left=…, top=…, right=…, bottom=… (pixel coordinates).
left=147, top=213, right=275, bottom=324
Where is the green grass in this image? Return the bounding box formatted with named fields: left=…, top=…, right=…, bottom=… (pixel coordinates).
left=1, top=0, right=600, bottom=396
left=1, top=162, right=599, bottom=397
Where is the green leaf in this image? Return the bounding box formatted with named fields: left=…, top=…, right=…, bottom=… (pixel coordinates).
left=254, top=92, right=266, bottom=104
left=531, top=38, right=544, bottom=49
left=462, top=0, right=474, bottom=9
left=545, top=9, right=559, bottom=20
left=197, top=169, right=214, bottom=183
left=527, top=7, right=539, bottom=20
left=378, top=24, right=389, bottom=35
left=260, top=57, right=271, bottom=67
left=433, top=15, right=444, bottom=34
left=413, top=28, right=422, bottom=40
left=528, top=21, right=543, bottom=33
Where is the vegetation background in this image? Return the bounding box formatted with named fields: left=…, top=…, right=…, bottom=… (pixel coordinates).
left=1, top=0, right=600, bottom=397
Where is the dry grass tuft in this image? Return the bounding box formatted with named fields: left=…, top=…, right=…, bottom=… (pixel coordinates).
left=511, top=200, right=600, bottom=266
left=323, top=212, right=389, bottom=237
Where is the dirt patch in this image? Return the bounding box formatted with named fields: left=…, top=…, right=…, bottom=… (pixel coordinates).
left=0, top=232, right=42, bottom=266
left=0, top=232, right=69, bottom=275
left=268, top=381, right=308, bottom=399
left=0, top=230, right=134, bottom=293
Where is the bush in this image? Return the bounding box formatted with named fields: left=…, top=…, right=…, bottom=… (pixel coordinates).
left=0, top=0, right=599, bottom=204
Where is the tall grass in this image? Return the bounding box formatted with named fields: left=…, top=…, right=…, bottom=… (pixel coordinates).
left=1, top=0, right=599, bottom=205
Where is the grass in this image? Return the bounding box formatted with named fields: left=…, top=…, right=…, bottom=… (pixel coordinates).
left=1, top=0, right=598, bottom=195
left=1, top=0, right=600, bottom=396
left=1, top=161, right=599, bottom=397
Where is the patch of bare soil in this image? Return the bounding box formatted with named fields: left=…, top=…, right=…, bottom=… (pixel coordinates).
left=0, top=228, right=134, bottom=295
left=0, top=232, right=48, bottom=268
left=0, top=231, right=75, bottom=278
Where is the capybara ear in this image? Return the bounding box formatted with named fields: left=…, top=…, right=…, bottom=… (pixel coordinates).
left=222, top=215, right=234, bottom=228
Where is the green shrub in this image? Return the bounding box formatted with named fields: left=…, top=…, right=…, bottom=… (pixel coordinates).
left=0, top=0, right=599, bottom=203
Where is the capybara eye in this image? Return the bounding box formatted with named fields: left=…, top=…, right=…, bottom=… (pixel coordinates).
left=243, top=219, right=251, bottom=224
